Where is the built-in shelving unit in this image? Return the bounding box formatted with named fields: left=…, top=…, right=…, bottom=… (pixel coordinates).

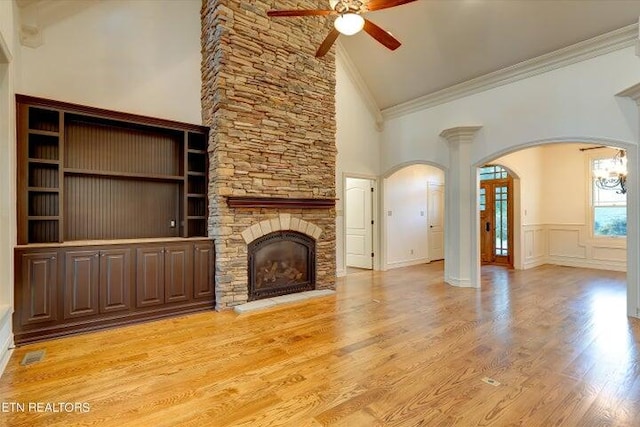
left=17, top=95, right=210, bottom=244
left=15, top=95, right=214, bottom=343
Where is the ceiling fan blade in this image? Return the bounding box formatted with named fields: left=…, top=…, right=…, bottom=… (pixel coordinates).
left=363, top=19, right=401, bottom=51
left=365, top=0, right=418, bottom=12
left=267, top=9, right=336, bottom=17
left=316, top=28, right=341, bottom=58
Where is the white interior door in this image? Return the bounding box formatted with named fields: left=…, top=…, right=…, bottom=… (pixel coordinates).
left=428, top=182, right=445, bottom=261
left=346, top=177, right=373, bottom=269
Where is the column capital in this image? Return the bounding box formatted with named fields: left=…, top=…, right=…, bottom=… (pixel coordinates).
left=439, top=126, right=482, bottom=144
left=617, top=82, right=640, bottom=106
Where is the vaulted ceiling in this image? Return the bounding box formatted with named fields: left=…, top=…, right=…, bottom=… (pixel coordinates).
left=16, top=0, right=640, bottom=113
left=337, top=0, right=640, bottom=110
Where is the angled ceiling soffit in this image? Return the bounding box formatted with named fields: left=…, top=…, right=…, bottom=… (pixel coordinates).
left=336, top=41, right=384, bottom=131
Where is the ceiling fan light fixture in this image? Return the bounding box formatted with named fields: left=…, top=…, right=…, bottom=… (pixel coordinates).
left=334, top=13, right=364, bottom=36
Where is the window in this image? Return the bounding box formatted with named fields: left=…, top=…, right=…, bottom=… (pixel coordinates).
left=592, top=157, right=626, bottom=237
left=480, top=165, right=508, bottom=181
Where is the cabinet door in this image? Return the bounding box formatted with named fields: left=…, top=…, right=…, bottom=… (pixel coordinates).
left=100, top=249, right=132, bottom=313
left=19, top=251, right=58, bottom=325
left=136, top=247, right=165, bottom=307
left=64, top=250, right=100, bottom=319
left=193, top=242, right=214, bottom=299
left=164, top=244, right=193, bottom=303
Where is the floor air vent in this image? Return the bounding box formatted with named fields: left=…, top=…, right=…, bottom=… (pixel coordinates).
left=20, top=350, right=45, bottom=366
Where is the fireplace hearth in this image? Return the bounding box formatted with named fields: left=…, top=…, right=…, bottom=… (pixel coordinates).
left=248, top=231, right=315, bottom=301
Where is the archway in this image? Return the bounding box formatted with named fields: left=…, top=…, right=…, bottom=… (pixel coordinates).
left=473, top=137, right=638, bottom=318
left=381, top=161, right=447, bottom=271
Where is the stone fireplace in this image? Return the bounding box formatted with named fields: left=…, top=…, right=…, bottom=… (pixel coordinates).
left=201, top=1, right=337, bottom=310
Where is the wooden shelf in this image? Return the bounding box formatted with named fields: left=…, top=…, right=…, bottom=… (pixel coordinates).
left=187, top=194, right=206, bottom=198
left=28, top=158, right=59, bottom=165
left=187, top=171, right=206, bottom=177
left=64, top=168, right=185, bottom=182
left=187, top=149, right=206, bottom=154
left=28, top=216, right=60, bottom=221
left=187, top=216, right=207, bottom=220
left=28, top=187, right=59, bottom=193
left=28, top=129, right=59, bottom=137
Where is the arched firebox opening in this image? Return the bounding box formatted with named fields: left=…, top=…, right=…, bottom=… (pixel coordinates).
left=248, top=231, right=316, bottom=301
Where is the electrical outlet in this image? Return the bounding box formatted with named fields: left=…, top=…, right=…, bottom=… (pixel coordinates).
left=170, top=220, right=176, bottom=228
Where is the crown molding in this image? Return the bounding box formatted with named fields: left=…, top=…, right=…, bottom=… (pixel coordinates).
left=336, top=41, right=384, bottom=131
left=382, top=23, right=639, bottom=120
left=617, top=82, right=640, bottom=105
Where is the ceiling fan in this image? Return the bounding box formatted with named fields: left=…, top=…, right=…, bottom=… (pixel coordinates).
left=267, top=0, right=417, bottom=57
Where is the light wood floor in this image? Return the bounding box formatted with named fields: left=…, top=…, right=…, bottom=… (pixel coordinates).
left=1, top=263, right=639, bottom=426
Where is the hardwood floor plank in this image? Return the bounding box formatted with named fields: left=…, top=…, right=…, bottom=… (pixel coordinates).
left=0, top=263, right=638, bottom=426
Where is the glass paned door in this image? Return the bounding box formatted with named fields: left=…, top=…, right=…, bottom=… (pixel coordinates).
left=480, top=169, right=513, bottom=266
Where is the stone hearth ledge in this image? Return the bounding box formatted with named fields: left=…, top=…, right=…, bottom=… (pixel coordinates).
left=233, top=290, right=336, bottom=314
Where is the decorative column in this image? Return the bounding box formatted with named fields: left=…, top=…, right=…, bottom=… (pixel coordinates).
left=440, top=126, right=482, bottom=288
left=617, top=83, right=640, bottom=318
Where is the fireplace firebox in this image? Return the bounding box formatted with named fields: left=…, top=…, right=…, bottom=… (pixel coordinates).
left=248, top=231, right=316, bottom=301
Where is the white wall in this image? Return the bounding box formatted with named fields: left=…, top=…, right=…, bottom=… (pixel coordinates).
left=335, top=49, right=381, bottom=276
left=18, top=0, right=202, bottom=124
left=383, top=164, right=444, bottom=269
left=0, top=0, right=19, bottom=377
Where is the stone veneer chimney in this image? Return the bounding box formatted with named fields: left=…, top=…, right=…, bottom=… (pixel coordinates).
left=201, top=0, right=337, bottom=309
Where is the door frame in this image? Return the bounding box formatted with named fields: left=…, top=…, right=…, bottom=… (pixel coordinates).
left=342, top=173, right=379, bottom=273
left=427, top=181, right=445, bottom=261
left=480, top=172, right=514, bottom=267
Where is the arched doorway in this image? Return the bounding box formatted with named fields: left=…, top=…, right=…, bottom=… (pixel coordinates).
left=473, top=138, right=637, bottom=318
left=381, top=162, right=446, bottom=271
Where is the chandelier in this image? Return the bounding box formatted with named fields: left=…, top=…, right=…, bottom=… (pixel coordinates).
left=593, top=149, right=627, bottom=194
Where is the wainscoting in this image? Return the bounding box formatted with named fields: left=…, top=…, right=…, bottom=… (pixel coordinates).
left=522, top=224, right=626, bottom=271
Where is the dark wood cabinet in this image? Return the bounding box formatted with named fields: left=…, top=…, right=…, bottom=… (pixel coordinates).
left=18, top=251, right=58, bottom=326
left=100, top=249, right=131, bottom=313
left=136, top=247, right=166, bottom=308
left=64, top=250, right=100, bottom=319
left=136, top=244, right=194, bottom=307
left=14, top=239, right=214, bottom=344
left=164, top=244, right=192, bottom=304
left=14, top=96, right=214, bottom=344
left=193, top=242, right=214, bottom=299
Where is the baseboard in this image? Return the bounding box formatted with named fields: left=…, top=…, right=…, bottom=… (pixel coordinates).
left=336, top=268, right=347, bottom=278
left=444, top=275, right=479, bottom=288
left=523, top=257, right=547, bottom=270
left=386, top=257, right=429, bottom=270
left=547, top=256, right=626, bottom=272
left=0, top=305, right=13, bottom=378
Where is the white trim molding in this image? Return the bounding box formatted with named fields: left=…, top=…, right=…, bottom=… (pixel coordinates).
left=240, top=214, right=322, bottom=245
left=617, top=82, right=640, bottom=105
left=382, top=23, right=639, bottom=120
left=336, top=42, right=384, bottom=131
